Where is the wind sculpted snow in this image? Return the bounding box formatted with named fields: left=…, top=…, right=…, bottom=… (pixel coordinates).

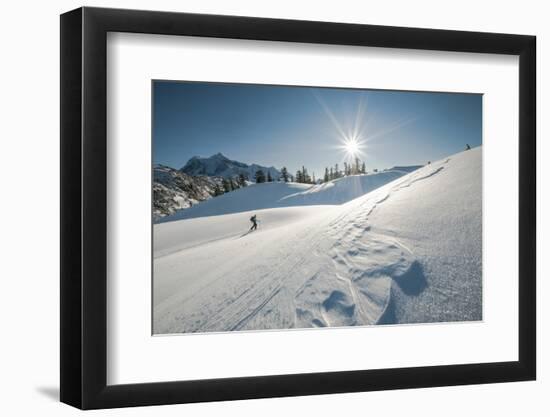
left=153, top=148, right=482, bottom=334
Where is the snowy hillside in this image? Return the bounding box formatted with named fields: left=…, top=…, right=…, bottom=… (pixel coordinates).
left=386, top=165, right=423, bottom=173
left=181, top=152, right=280, bottom=180
left=153, top=147, right=482, bottom=334
left=159, top=167, right=419, bottom=222
left=280, top=168, right=417, bottom=206
left=153, top=164, right=244, bottom=221
left=158, top=182, right=311, bottom=222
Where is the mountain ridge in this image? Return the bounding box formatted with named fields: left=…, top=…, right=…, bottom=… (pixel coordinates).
left=181, top=152, right=281, bottom=180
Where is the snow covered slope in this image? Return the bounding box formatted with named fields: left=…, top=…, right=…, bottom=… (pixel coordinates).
left=280, top=169, right=414, bottom=205
left=159, top=168, right=417, bottom=222
left=158, top=182, right=312, bottom=222
left=153, top=148, right=481, bottom=333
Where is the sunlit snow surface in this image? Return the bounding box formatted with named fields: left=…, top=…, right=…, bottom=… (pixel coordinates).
left=153, top=148, right=481, bottom=334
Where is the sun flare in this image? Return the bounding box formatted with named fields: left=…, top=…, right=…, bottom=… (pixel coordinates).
left=344, top=138, right=360, bottom=156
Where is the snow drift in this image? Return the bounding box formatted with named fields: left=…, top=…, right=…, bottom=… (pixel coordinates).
left=153, top=148, right=482, bottom=334
left=280, top=168, right=413, bottom=206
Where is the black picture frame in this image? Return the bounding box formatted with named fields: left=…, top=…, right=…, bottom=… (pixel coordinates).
left=60, top=6, right=536, bottom=410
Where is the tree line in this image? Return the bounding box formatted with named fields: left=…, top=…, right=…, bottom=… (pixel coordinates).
left=213, top=156, right=373, bottom=198
left=253, top=170, right=275, bottom=183
left=253, top=157, right=372, bottom=186
left=286, top=157, right=370, bottom=185
left=212, top=173, right=249, bottom=196
left=322, top=157, right=367, bottom=182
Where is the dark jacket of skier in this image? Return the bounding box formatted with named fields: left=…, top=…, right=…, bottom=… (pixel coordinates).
left=250, top=215, right=258, bottom=231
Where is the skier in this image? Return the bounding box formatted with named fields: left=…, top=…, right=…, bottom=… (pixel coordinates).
left=466, top=143, right=471, bottom=150
left=249, top=214, right=258, bottom=231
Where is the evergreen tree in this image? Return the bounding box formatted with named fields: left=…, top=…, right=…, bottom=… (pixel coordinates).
left=267, top=172, right=273, bottom=182
left=280, top=167, right=289, bottom=182
left=324, top=167, right=329, bottom=183
left=301, top=166, right=311, bottom=184
left=255, top=169, right=266, bottom=183
left=295, top=170, right=303, bottom=183
left=344, top=162, right=349, bottom=176
left=329, top=167, right=334, bottom=180
left=238, top=173, right=247, bottom=187
left=361, top=162, right=366, bottom=174
left=334, top=164, right=339, bottom=179
left=222, top=179, right=231, bottom=193
left=312, top=172, right=316, bottom=184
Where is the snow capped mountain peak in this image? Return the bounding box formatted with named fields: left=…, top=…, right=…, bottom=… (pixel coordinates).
left=181, top=153, right=280, bottom=180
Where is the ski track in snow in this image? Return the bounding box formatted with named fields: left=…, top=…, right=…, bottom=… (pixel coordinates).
left=153, top=151, right=480, bottom=334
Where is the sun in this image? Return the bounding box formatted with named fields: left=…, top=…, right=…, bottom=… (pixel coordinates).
left=343, top=137, right=360, bottom=157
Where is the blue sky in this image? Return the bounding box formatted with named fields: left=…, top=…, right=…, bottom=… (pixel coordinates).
left=153, top=81, right=481, bottom=177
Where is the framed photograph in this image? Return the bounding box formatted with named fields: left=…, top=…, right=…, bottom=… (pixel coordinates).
left=60, top=7, right=536, bottom=409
